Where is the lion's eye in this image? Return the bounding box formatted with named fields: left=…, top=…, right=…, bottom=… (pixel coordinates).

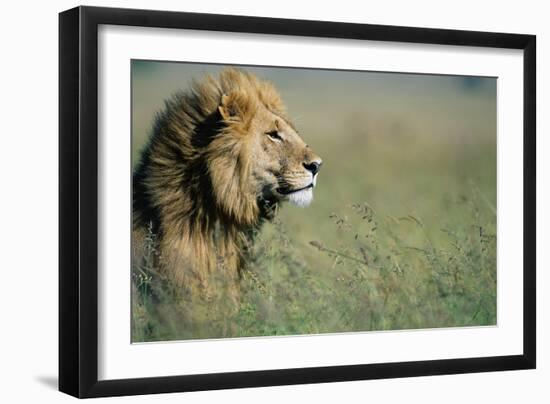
left=266, top=130, right=282, bottom=141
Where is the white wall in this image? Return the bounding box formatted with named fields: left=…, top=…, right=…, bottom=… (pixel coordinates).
left=0, top=0, right=546, bottom=402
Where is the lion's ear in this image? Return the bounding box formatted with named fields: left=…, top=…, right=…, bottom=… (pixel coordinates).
left=218, top=92, right=253, bottom=121
left=217, top=94, right=232, bottom=120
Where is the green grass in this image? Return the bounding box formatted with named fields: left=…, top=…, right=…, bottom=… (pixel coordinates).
left=131, top=135, right=496, bottom=342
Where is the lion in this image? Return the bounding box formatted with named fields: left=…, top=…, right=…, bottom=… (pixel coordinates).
left=132, top=68, right=322, bottom=301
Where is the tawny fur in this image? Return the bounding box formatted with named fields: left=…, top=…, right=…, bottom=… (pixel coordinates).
left=133, top=68, right=321, bottom=301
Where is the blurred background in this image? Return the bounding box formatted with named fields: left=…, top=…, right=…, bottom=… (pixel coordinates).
left=132, top=60, right=497, bottom=341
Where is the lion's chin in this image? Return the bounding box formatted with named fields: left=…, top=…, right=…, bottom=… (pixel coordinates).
left=288, top=187, right=313, bottom=207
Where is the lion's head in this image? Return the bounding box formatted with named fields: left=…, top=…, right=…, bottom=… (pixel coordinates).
left=204, top=68, right=323, bottom=224
left=133, top=67, right=322, bottom=293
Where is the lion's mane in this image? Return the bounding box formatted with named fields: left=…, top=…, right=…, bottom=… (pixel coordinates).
left=133, top=68, right=288, bottom=297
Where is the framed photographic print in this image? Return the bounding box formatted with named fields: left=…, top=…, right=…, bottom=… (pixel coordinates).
left=59, top=6, right=536, bottom=398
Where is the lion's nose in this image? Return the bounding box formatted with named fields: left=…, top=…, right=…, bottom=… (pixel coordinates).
left=303, top=160, right=322, bottom=175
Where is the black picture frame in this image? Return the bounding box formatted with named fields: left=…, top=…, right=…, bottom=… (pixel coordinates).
left=59, top=5, right=536, bottom=398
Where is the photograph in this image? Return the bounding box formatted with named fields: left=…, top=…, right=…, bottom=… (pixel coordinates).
left=0, top=0, right=543, bottom=401
left=131, top=61, right=497, bottom=343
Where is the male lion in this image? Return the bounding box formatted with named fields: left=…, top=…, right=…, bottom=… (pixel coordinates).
left=133, top=68, right=322, bottom=300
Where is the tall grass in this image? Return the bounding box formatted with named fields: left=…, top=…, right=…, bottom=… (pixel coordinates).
left=132, top=190, right=496, bottom=342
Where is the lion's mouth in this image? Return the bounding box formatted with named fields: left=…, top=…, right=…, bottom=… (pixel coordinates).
left=276, top=183, right=313, bottom=195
